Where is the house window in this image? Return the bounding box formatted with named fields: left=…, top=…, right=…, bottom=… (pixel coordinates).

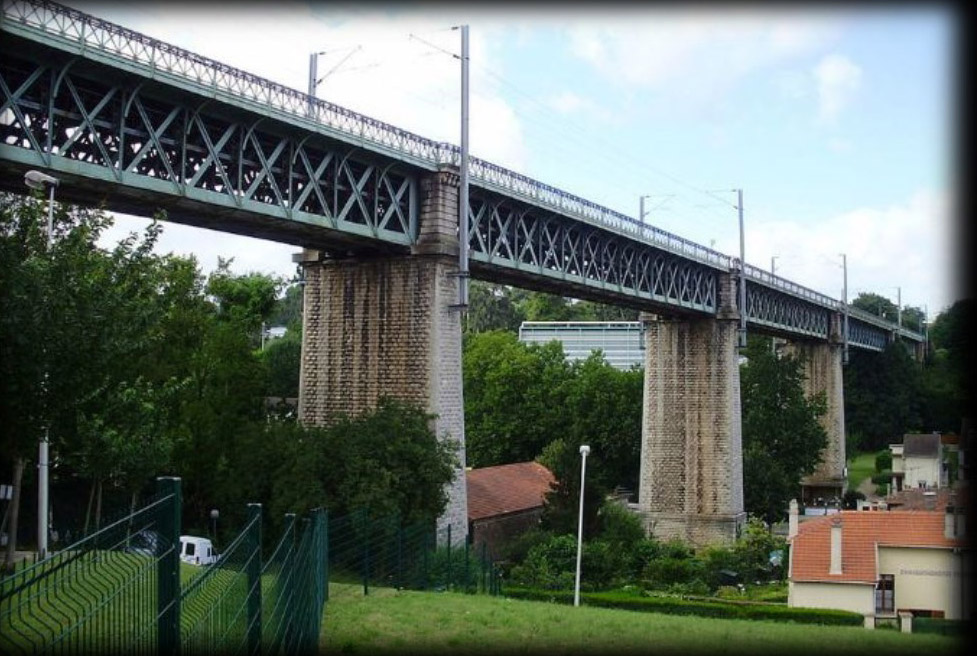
left=876, top=574, right=894, bottom=614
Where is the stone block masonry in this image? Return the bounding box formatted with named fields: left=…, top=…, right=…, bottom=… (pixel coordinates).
left=636, top=273, right=746, bottom=547
left=784, top=324, right=847, bottom=503
left=298, top=169, right=468, bottom=543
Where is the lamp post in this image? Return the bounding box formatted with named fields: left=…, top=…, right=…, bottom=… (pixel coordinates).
left=24, top=169, right=59, bottom=559
left=574, top=444, right=590, bottom=608
left=210, top=509, right=219, bottom=549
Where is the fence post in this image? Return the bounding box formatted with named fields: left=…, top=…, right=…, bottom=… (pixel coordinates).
left=446, top=524, right=452, bottom=591
left=360, top=509, right=369, bottom=596
left=481, top=542, right=487, bottom=594
left=464, top=539, right=470, bottom=593
left=281, top=512, right=296, bottom=652
left=156, top=476, right=181, bottom=656
left=246, top=503, right=262, bottom=656
left=396, top=519, right=403, bottom=590
left=322, top=509, right=329, bottom=603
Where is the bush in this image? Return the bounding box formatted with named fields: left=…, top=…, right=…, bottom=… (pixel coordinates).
left=871, top=471, right=892, bottom=485
left=874, top=451, right=893, bottom=472
left=503, top=587, right=864, bottom=626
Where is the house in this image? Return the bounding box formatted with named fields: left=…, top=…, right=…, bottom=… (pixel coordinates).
left=890, top=433, right=946, bottom=492
left=466, top=461, right=555, bottom=560
left=787, top=499, right=970, bottom=627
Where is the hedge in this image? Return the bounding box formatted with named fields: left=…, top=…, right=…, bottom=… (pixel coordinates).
left=503, top=587, right=864, bottom=626
left=912, top=617, right=968, bottom=637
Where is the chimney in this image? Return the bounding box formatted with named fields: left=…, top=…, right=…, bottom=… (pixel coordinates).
left=829, top=518, right=843, bottom=575
left=945, top=497, right=966, bottom=539
left=788, top=499, right=799, bottom=538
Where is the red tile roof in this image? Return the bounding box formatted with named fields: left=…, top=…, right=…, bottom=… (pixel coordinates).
left=790, top=510, right=966, bottom=584
left=466, top=461, right=555, bottom=521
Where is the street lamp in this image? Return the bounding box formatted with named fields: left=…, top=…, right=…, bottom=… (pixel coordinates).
left=210, top=509, right=219, bottom=549
left=24, top=169, right=59, bottom=559
left=574, top=444, right=591, bottom=608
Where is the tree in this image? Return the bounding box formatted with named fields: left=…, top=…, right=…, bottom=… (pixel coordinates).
left=562, top=353, right=643, bottom=492
left=844, top=342, right=923, bottom=450
left=740, top=339, right=828, bottom=523
left=851, top=292, right=898, bottom=321
left=206, top=259, right=283, bottom=346
left=0, top=193, right=187, bottom=568
left=463, top=331, right=571, bottom=467
left=263, top=398, right=458, bottom=524
left=464, top=281, right=526, bottom=335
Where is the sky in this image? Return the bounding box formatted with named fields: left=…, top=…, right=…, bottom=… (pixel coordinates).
left=72, top=1, right=960, bottom=318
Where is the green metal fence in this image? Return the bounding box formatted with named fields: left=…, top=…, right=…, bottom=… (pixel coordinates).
left=327, top=510, right=502, bottom=597
left=0, top=477, right=327, bottom=655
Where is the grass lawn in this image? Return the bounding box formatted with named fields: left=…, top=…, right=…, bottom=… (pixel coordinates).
left=847, top=450, right=882, bottom=491
left=319, top=584, right=964, bottom=655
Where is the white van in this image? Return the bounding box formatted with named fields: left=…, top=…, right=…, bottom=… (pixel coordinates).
left=179, top=535, right=219, bottom=566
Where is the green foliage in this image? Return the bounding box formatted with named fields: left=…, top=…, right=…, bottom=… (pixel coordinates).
left=267, top=282, right=304, bottom=329
left=265, top=398, right=457, bottom=526
left=463, top=331, right=571, bottom=467
left=740, top=341, right=828, bottom=523
left=874, top=450, right=893, bottom=472
left=205, top=258, right=283, bottom=335
left=463, top=281, right=526, bottom=335
left=562, top=354, right=643, bottom=492
left=844, top=342, right=923, bottom=450
left=852, top=292, right=899, bottom=321
left=258, top=327, right=301, bottom=399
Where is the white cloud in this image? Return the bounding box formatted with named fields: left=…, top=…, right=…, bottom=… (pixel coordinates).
left=814, top=53, right=862, bottom=125
left=564, top=11, right=841, bottom=105
left=744, top=188, right=955, bottom=315
left=98, top=214, right=300, bottom=282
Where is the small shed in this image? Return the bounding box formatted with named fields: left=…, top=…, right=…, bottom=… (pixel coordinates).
left=466, top=461, right=555, bottom=560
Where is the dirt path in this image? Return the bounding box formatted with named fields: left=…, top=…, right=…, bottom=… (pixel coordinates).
left=856, top=476, right=878, bottom=499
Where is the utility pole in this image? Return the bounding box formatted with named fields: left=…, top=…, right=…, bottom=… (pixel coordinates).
left=771, top=256, right=778, bottom=276
left=896, top=286, right=902, bottom=328
left=735, top=189, right=746, bottom=348
left=456, top=24, right=470, bottom=308
left=639, top=195, right=650, bottom=223
left=841, top=253, right=849, bottom=365
left=307, top=47, right=361, bottom=114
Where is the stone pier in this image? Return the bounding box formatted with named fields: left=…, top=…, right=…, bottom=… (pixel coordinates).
left=298, top=169, right=468, bottom=542
left=785, top=313, right=847, bottom=505
left=636, top=274, right=746, bottom=547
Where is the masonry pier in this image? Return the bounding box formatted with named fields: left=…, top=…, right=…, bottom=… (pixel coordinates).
left=298, top=169, right=468, bottom=542
left=637, top=274, right=747, bottom=546
left=784, top=313, right=847, bottom=505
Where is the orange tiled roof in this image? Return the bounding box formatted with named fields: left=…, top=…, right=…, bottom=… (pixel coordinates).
left=466, top=461, right=555, bottom=521
left=790, top=510, right=966, bottom=584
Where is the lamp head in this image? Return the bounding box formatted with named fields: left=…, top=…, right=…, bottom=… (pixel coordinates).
left=579, top=445, right=590, bottom=456
left=24, top=170, right=59, bottom=190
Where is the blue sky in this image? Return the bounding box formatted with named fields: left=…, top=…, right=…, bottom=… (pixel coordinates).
left=77, top=2, right=957, bottom=318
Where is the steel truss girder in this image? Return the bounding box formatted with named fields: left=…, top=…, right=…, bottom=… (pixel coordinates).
left=0, top=49, right=417, bottom=243
left=743, top=282, right=831, bottom=339
left=847, top=317, right=888, bottom=352
left=468, top=191, right=719, bottom=313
